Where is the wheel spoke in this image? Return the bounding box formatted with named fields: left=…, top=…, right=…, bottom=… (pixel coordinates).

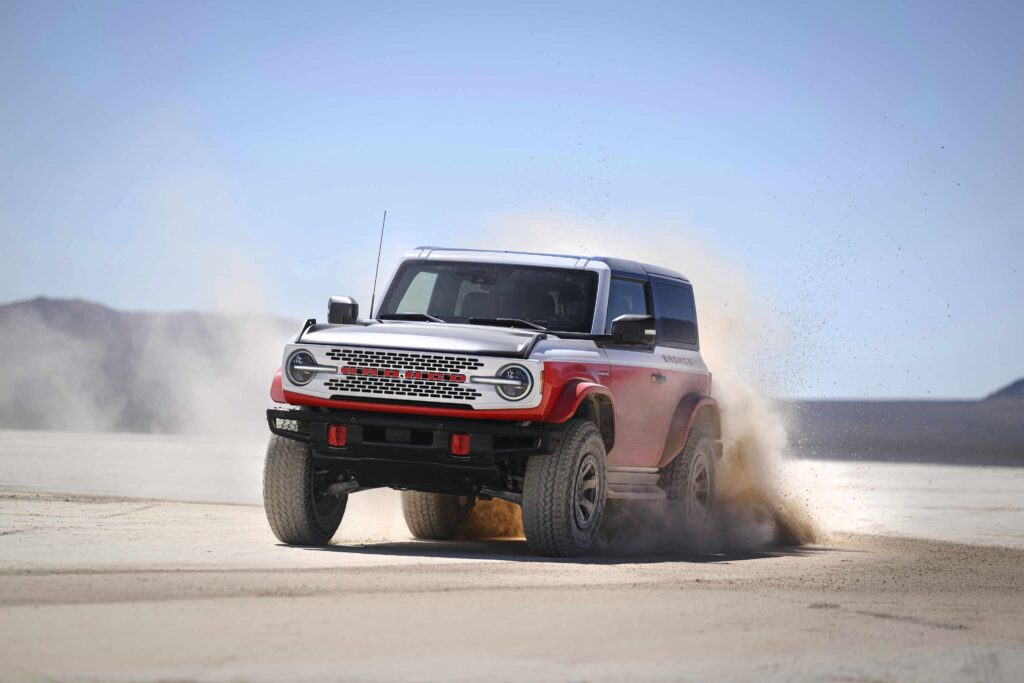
left=572, top=454, right=602, bottom=527
left=686, top=455, right=712, bottom=517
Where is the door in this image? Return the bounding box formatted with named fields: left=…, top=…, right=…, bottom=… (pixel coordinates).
left=602, top=276, right=668, bottom=467
left=650, top=278, right=711, bottom=462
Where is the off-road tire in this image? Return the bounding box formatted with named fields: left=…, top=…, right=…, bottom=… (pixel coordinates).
left=660, top=426, right=717, bottom=526
left=522, top=419, right=608, bottom=557
left=402, top=492, right=476, bottom=540
left=263, top=434, right=347, bottom=546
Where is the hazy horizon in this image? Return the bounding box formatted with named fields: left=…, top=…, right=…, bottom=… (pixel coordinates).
left=2, top=293, right=1021, bottom=404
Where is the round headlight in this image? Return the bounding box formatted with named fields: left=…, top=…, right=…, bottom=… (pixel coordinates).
left=495, top=364, right=533, bottom=401
left=286, top=350, right=317, bottom=385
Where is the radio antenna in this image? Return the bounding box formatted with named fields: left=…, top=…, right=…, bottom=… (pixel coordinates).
left=369, top=210, right=387, bottom=317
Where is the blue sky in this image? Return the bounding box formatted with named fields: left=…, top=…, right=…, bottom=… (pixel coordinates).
left=1, top=1, right=1021, bottom=398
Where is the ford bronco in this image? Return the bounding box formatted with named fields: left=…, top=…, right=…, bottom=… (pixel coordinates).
left=264, top=247, right=720, bottom=556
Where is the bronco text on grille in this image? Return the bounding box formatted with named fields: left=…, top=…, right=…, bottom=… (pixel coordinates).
left=325, top=348, right=484, bottom=402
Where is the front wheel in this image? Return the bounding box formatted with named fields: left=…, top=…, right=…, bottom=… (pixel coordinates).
left=263, top=434, right=347, bottom=546
left=522, top=420, right=608, bottom=557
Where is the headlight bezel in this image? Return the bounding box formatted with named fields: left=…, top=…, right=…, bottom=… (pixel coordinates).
left=494, top=363, right=534, bottom=401
left=285, top=349, right=318, bottom=386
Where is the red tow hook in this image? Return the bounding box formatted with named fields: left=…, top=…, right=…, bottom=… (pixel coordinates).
left=327, top=425, right=348, bottom=447
left=449, top=433, right=471, bottom=456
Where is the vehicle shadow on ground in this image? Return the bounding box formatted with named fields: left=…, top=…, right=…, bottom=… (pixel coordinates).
left=301, top=538, right=832, bottom=565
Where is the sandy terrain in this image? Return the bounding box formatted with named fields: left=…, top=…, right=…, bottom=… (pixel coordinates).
left=1, top=430, right=1023, bottom=681
left=4, top=429, right=1022, bottom=547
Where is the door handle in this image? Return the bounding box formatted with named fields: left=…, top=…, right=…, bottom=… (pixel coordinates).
left=651, top=373, right=667, bottom=385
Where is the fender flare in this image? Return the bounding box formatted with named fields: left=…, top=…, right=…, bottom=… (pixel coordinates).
left=270, top=368, right=285, bottom=403
left=547, top=379, right=614, bottom=423
left=547, top=380, right=615, bottom=452
left=657, top=393, right=720, bottom=468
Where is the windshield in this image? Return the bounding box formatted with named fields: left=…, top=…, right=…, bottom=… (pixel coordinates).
left=379, top=261, right=598, bottom=333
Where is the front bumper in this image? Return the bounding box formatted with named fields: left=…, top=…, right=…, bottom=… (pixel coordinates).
left=266, top=407, right=561, bottom=494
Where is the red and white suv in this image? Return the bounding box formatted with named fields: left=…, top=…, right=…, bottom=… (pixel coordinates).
left=264, top=247, right=720, bottom=557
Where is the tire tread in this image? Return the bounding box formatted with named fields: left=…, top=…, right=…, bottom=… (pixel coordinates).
left=660, top=425, right=717, bottom=518
left=263, top=435, right=345, bottom=546
left=402, top=492, right=474, bottom=540
left=522, top=420, right=606, bottom=557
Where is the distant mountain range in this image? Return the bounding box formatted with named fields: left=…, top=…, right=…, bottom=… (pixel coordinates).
left=784, top=376, right=1024, bottom=466
left=0, top=297, right=1021, bottom=465
left=987, top=378, right=1024, bottom=400
left=784, top=397, right=1024, bottom=466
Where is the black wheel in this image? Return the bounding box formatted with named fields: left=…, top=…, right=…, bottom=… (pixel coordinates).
left=263, top=434, right=347, bottom=546
left=660, top=426, right=717, bottom=527
left=402, top=492, right=476, bottom=540
left=522, top=419, right=607, bottom=557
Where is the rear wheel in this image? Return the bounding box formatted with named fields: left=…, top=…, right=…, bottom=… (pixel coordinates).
left=522, top=420, right=607, bottom=557
left=263, top=434, right=347, bottom=546
left=402, top=492, right=476, bottom=540
left=660, top=426, right=717, bottom=527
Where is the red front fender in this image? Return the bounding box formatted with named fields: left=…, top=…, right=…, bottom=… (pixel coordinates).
left=546, top=379, right=614, bottom=424
left=270, top=368, right=284, bottom=403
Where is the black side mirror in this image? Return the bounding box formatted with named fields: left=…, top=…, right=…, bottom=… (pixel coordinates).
left=328, top=296, right=359, bottom=324
left=610, top=314, right=656, bottom=347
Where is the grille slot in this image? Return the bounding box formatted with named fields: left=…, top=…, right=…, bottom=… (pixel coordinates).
left=324, top=376, right=482, bottom=401
left=325, top=348, right=484, bottom=374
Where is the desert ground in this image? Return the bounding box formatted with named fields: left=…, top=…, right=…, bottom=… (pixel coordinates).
left=1, top=429, right=1022, bottom=682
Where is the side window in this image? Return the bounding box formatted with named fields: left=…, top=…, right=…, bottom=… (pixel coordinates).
left=605, top=277, right=650, bottom=333
left=652, top=280, right=698, bottom=348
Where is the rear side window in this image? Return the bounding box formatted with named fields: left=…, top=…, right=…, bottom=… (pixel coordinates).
left=652, top=280, right=698, bottom=348
left=605, top=277, right=650, bottom=333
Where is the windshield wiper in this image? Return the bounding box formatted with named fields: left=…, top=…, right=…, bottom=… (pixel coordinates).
left=377, top=313, right=445, bottom=323
left=468, top=317, right=547, bottom=331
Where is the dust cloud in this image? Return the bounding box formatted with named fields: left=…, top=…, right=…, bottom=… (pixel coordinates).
left=462, top=498, right=524, bottom=539
left=0, top=299, right=292, bottom=435
left=0, top=168, right=295, bottom=437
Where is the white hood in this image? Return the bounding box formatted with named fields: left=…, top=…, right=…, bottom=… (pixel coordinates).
left=297, top=321, right=543, bottom=357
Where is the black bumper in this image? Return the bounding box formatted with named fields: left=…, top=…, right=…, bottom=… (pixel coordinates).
left=266, top=407, right=561, bottom=494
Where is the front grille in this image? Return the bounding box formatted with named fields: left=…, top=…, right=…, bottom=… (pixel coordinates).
left=320, top=347, right=485, bottom=403
left=283, top=343, right=542, bottom=410
left=324, top=375, right=482, bottom=401
left=325, top=348, right=485, bottom=374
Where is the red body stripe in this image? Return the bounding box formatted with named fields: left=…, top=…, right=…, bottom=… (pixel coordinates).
left=282, top=361, right=607, bottom=423
left=277, top=359, right=713, bottom=469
